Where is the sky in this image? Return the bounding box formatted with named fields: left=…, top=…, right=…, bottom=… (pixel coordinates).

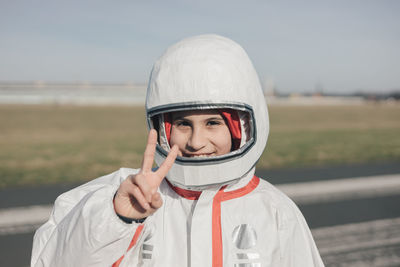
left=0, top=0, right=399, bottom=93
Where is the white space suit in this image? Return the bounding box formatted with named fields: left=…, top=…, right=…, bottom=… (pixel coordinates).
left=31, top=35, right=324, bottom=267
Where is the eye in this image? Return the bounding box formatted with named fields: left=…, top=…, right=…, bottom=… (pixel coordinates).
left=174, top=120, right=191, bottom=128
left=206, top=120, right=222, bottom=126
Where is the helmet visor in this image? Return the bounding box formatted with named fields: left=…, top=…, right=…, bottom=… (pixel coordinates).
left=147, top=102, right=256, bottom=165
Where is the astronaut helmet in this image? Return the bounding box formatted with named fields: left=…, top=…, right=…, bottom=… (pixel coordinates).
left=146, top=34, right=269, bottom=189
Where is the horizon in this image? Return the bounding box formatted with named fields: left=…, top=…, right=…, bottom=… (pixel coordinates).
left=1, top=80, right=398, bottom=96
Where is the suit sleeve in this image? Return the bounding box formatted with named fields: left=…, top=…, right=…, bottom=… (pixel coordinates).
left=277, top=197, right=325, bottom=267
left=31, top=169, right=142, bottom=267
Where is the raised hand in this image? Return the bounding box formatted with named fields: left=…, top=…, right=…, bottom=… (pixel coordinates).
left=114, top=129, right=179, bottom=220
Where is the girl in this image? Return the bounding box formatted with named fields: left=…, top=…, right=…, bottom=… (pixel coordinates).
left=32, top=34, right=324, bottom=267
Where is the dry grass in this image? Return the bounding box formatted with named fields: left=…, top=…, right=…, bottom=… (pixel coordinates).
left=1, top=103, right=399, bottom=187
left=261, top=104, right=400, bottom=168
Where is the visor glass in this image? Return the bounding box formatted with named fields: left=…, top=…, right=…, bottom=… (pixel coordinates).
left=147, top=103, right=256, bottom=165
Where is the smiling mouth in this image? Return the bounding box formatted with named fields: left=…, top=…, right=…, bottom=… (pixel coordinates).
left=183, top=153, right=215, bottom=158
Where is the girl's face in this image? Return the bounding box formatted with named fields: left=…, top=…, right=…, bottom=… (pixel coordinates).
left=170, top=110, right=232, bottom=158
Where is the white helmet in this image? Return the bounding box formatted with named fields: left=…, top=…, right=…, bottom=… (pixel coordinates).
left=146, top=34, right=269, bottom=189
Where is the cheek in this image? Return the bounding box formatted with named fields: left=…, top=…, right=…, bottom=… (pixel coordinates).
left=169, top=128, right=186, bottom=149
left=169, top=132, right=184, bottom=157
left=215, top=128, right=232, bottom=153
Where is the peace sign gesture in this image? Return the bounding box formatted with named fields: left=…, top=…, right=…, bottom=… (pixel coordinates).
left=114, top=129, right=179, bottom=220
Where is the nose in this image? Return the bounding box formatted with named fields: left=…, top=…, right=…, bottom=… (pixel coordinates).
left=187, top=127, right=207, bottom=151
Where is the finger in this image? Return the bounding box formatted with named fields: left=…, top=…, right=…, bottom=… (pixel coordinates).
left=150, top=192, right=163, bottom=210
left=132, top=174, right=152, bottom=202
left=155, top=144, right=179, bottom=182
left=141, top=129, right=158, bottom=172
left=130, top=184, right=151, bottom=211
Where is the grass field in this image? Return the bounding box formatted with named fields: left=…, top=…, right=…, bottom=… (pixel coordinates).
left=1, top=103, right=399, bottom=188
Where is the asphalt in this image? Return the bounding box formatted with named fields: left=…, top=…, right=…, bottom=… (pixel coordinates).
left=255, top=160, right=400, bottom=184
left=301, top=194, right=400, bottom=228
left=1, top=161, right=399, bottom=209
left=1, top=232, right=33, bottom=267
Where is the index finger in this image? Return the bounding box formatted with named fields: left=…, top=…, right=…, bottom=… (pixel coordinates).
left=141, top=129, right=158, bottom=172
left=155, top=145, right=179, bottom=181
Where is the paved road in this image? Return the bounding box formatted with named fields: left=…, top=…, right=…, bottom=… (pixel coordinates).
left=1, top=161, right=400, bottom=266
left=2, top=161, right=399, bottom=209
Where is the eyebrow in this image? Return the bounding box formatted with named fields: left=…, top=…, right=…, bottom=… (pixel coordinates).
left=172, top=116, right=225, bottom=121
left=171, top=115, right=186, bottom=121
left=206, top=117, right=225, bottom=121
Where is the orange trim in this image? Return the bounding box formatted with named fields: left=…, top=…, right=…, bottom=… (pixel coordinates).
left=166, top=180, right=202, bottom=200
left=212, top=176, right=260, bottom=267
left=112, top=224, right=144, bottom=267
